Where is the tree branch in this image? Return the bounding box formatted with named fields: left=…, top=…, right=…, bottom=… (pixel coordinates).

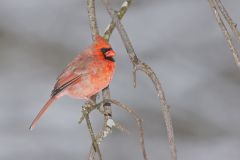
left=103, top=0, right=132, bottom=41
left=97, top=0, right=132, bottom=144
left=105, top=99, right=148, bottom=160
left=101, top=0, right=177, bottom=160
left=83, top=99, right=148, bottom=160
left=86, top=0, right=102, bottom=159
left=88, top=2, right=133, bottom=158
left=208, top=0, right=240, bottom=68
left=82, top=103, right=102, bottom=160
left=87, top=0, right=99, bottom=40
left=88, top=145, right=96, bottom=160
left=215, top=0, right=240, bottom=42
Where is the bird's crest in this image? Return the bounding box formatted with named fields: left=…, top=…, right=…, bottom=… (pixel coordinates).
left=94, top=35, right=111, bottom=49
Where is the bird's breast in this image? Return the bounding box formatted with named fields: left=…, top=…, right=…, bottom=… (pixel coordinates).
left=90, top=60, right=115, bottom=89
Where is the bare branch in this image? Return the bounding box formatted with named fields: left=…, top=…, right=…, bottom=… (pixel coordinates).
left=103, top=0, right=132, bottom=41
left=82, top=103, right=102, bottom=160
left=86, top=0, right=176, bottom=159
left=92, top=99, right=148, bottom=160
left=103, top=99, right=148, bottom=160
left=87, top=0, right=99, bottom=40
left=101, top=0, right=177, bottom=160
left=208, top=0, right=240, bottom=68
left=88, top=145, right=96, bottom=160
left=80, top=99, right=143, bottom=160
left=90, top=1, right=133, bottom=157
left=100, top=87, right=113, bottom=142
left=86, top=0, right=102, bottom=159
left=99, top=0, right=132, bottom=145
left=215, top=0, right=240, bottom=42
left=79, top=97, right=129, bottom=160
left=114, top=121, right=130, bottom=135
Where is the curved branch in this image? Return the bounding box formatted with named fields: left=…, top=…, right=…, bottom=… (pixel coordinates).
left=81, top=99, right=148, bottom=160
left=101, top=1, right=177, bottom=160
left=105, top=99, right=148, bottom=160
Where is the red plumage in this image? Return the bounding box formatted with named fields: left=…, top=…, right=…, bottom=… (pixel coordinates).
left=30, top=35, right=116, bottom=130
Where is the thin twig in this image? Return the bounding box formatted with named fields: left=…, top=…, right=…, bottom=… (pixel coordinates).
left=114, top=122, right=130, bottom=135
left=88, top=144, right=96, bottom=160
left=208, top=0, right=240, bottom=68
left=101, top=0, right=177, bottom=159
left=215, top=0, right=240, bottom=42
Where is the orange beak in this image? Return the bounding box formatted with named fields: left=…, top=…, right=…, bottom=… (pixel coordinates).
left=106, top=50, right=116, bottom=57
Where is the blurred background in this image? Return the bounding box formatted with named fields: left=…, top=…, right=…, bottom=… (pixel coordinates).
left=1, top=0, right=240, bottom=159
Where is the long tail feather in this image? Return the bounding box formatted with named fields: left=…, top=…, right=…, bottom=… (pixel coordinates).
left=29, top=97, right=56, bottom=130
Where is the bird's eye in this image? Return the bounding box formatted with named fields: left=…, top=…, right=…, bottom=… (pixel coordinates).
left=100, top=47, right=112, bottom=54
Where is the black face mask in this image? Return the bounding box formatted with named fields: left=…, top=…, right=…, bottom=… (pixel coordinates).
left=100, top=47, right=115, bottom=62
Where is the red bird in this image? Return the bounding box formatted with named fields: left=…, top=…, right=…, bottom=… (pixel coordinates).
left=30, top=35, right=116, bottom=130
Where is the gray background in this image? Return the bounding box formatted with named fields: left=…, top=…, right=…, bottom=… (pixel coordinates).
left=1, top=0, right=240, bottom=159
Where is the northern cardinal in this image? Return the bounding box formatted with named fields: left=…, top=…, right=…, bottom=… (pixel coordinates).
left=30, top=35, right=116, bottom=130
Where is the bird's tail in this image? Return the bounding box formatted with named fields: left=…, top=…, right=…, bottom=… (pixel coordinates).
left=29, top=96, right=56, bottom=130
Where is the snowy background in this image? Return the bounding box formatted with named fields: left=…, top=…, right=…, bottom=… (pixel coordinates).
left=1, top=0, right=240, bottom=159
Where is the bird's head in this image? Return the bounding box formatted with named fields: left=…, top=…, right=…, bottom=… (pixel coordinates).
left=94, top=35, right=116, bottom=61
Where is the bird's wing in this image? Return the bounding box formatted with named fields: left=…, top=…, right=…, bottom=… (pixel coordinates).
left=51, top=54, right=94, bottom=97
left=51, top=73, right=85, bottom=97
